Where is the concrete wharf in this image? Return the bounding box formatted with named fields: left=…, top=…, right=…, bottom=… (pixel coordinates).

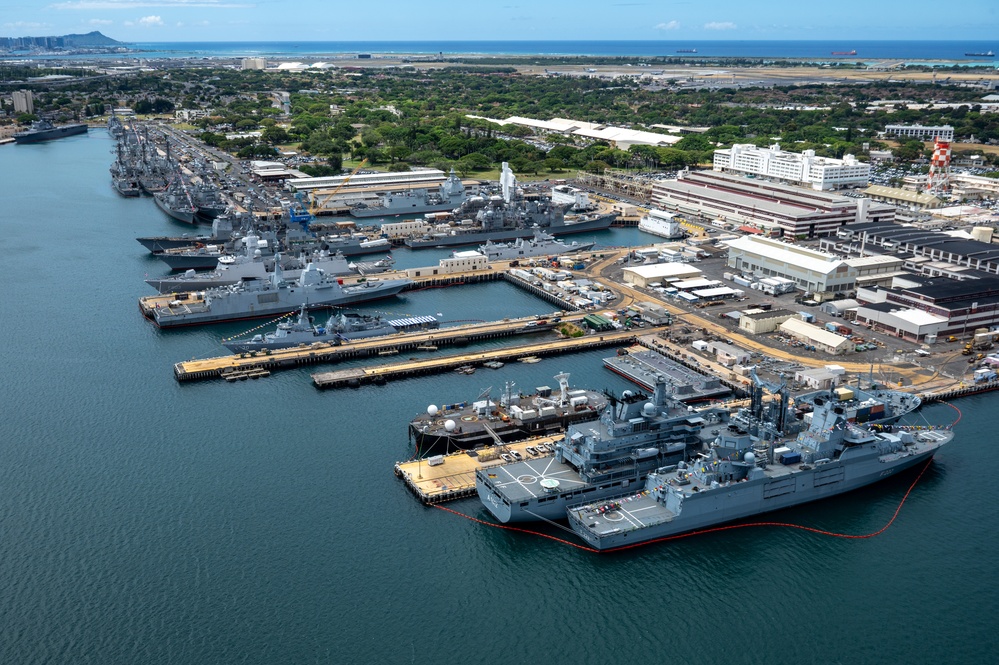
left=173, top=313, right=625, bottom=382
left=311, top=329, right=639, bottom=389
left=394, top=435, right=563, bottom=504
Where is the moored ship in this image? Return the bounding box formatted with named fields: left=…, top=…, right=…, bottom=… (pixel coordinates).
left=410, top=373, right=607, bottom=452
left=350, top=169, right=469, bottom=218
left=478, top=228, right=595, bottom=262
left=794, top=382, right=922, bottom=427
left=14, top=119, right=88, bottom=144
left=567, top=398, right=952, bottom=550
left=142, top=262, right=412, bottom=328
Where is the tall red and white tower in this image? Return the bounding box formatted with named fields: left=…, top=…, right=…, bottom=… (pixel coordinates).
left=926, top=137, right=951, bottom=196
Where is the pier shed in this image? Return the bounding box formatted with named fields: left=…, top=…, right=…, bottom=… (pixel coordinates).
left=622, top=263, right=702, bottom=288
left=739, top=309, right=796, bottom=335
left=778, top=318, right=852, bottom=355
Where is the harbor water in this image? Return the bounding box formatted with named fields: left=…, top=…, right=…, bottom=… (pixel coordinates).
left=1, top=133, right=996, bottom=664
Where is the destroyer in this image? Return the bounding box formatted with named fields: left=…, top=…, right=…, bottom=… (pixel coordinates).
left=411, top=373, right=607, bottom=452
left=478, top=229, right=595, bottom=262
left=143, top=261, right=412, bottom=328
left=794, top=382, right=922, bottom=427
left=567, top=398, right=952, bottom=550
left=222, top=304, right=428, bottom=352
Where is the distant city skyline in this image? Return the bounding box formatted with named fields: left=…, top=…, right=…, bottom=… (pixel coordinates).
left=1, top=0, right=996, bottom=43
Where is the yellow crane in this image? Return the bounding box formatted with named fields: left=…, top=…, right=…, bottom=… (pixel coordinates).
left=308, top=159, right=369, bottom=215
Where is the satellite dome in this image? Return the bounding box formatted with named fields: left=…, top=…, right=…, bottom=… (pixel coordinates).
left=427, top=405, right=439, bottom=416
left=444, top=419, right=456, bottom=432
left=622, top=390, right=634, bottom=399
left=643, top=402, right=656, bottom=417
left=744, top=452, right=756, bottom=466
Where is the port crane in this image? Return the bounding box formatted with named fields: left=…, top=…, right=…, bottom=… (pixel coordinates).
left=308, top=159, right=369, bottom=215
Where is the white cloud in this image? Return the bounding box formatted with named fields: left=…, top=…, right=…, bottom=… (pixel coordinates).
left=655, top=20, right=680, bottom=31
left=138, top=15, right=164, bottom=26
left=704, top=21, right=737, bottom=30
left=3, top=21, right=52, bottom=30
left=88, top=18, right=113, bottom=25
left=50, top=1, right=253, bottom=9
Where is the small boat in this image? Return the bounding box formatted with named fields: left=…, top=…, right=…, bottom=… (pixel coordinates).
left=518, top=356, right=541, bottom=364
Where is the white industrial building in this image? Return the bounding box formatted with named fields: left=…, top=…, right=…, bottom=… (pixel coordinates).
left=739, top=309, right=797, bottom=335
left=621, top=263, right=702, bottom=288
left=241, top=58, right=266, bottom=70
left=288, top=169, right=447, bottom=193
left=778, top=318, right=853, bottom=355
left=407, top=251, right=488, bottom=278
left=726, top=235, right=857, bottom=296
left=883, top=124, right=954, bottom=142
left=713, top=143, right=871, bottom=191
left=466, top=114, right=682, bottom=149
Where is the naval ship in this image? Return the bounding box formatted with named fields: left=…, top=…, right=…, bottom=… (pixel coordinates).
left=410, top=373, right=608, bottom=452
left=794, top=383, right=922, bottom=426
left=478, top=229, right=595, bottom=262
left=404, top=163, right=615, bottom=249
left=223, top=304, right=411, bottom=353
left=567, top=397, right=953, bottom=550
left=349, top=169, right=469, bottom=218
left=476, top=376, right=730, bottom=523
left=143, top=262, right=412, bottom=328
left=14, top=119, right=88, bottom=144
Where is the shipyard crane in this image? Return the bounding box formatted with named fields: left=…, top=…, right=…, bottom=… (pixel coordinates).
left=308, top=159, right=369, bottom=216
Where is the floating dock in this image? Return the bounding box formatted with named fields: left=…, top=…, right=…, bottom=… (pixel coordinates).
left=311, top=330, right=640, bottom=389
left=394, top=435, right=563, bottom=504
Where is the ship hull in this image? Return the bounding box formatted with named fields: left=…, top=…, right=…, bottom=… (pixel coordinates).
left=137, top=236, right=213, bottom=253
left=14, top=124, right=88, bottom=144
left=571, top=448, right=939, bottom=550
left=148, top=280, right=410, bottom=328
left=155, top=252, right=225, bottom=271
left=405, top=213, right=614, bottom=249
left=154, top=194, right=197, bottom=225
left=351, top=200, right=465, bottom=219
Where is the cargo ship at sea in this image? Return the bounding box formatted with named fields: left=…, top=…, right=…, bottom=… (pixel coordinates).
left=142, top=262, right=412, bottom=328
left=349, top=169, right=469, bottom=218
left=403, top=162, right=615, bottom=249
left=14, top=119, right=88, bottom=144
left=965, top=50, right=994, bottom=57
left=831, top=50, right=857, bottom=56
left=410, top=373, right=607, bottom=452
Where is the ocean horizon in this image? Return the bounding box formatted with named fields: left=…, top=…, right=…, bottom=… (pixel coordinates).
left=10, top=39, right=999, bottom=64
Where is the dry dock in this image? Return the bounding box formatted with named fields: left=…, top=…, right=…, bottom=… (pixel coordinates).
left=394, top=435, right=562, bottom=504
left=311, top=329, right=639, bottom=389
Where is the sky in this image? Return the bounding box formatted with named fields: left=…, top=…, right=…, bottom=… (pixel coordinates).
left=1, top=0, right=997, bottom=42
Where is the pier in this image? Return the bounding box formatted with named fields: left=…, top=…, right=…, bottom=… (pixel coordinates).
left=311, top=329, right=639, bottom=389
left=394, top=435, right=563, bottom=504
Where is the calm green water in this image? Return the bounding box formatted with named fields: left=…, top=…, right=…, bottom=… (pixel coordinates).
left=0, top=133, right=995, bottom=664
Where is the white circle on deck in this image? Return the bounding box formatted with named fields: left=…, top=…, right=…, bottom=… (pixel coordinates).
left=540, top=478, right=560, bottom=491
left=603, top=511, right=624, bottom=522
left=518, top=475, right=538, bottom=484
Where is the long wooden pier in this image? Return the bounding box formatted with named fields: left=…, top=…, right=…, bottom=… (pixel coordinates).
left=311, top=330, right=639, bottom=389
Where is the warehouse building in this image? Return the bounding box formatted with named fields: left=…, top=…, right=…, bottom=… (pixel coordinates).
left=713, top=143, right=871, bottom=191
left=651, top=171, right=895, bottom=239
left=621, top=263, right=702, bottom=288
left=778, top=318, right=853, bottom=355
left=739, top=309, right=797, bottom=335
left=829, top=222, right=999, bottom=276
left=726, top=235, right=858, bottom=297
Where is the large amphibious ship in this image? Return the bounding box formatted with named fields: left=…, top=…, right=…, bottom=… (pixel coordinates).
left=410, top=373, right=607, bottom=452
left=350, top=169, right=469, bottom=218
left=14, top=119, right=88, bottom=144
left=404, top=163, right=615, bottom=249
left=476, top=376, right=729, bottom=523
left=567, top=398, right=952, bottom=550
left=144, top=262, right=412, bottom=327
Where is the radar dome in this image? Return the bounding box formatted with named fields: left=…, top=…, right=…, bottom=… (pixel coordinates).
left=643, top=402, right=656, bottom=417
left=444, top=419, right=456, bottom=432
left=427, top=405, right=439, bottom=416
left=744, top=452, right=756, bottom=466
left=622, top=390, right=634, bottom=399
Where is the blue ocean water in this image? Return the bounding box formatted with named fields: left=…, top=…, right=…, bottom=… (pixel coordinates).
left=0, top=132, right=997, bottom=664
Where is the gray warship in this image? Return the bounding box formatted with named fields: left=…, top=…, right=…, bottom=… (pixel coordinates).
left=14, top=119, right=87, bottom=144
left=410, top=373, right=608, bottom=452
left=222, top=306, right=435, bottom=353
left=794, top=382, right=922, bottom=426
left=350, top=169, right=469, bottom=218
left=143, top=262, right=412, bottom=328
left=567, top=397, right=952, bottom=550
left=478, top=229, right=595, bottom=262
left=404, top=163, right=615, bottom=249
left=476, top=376, right=729, bottom=523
